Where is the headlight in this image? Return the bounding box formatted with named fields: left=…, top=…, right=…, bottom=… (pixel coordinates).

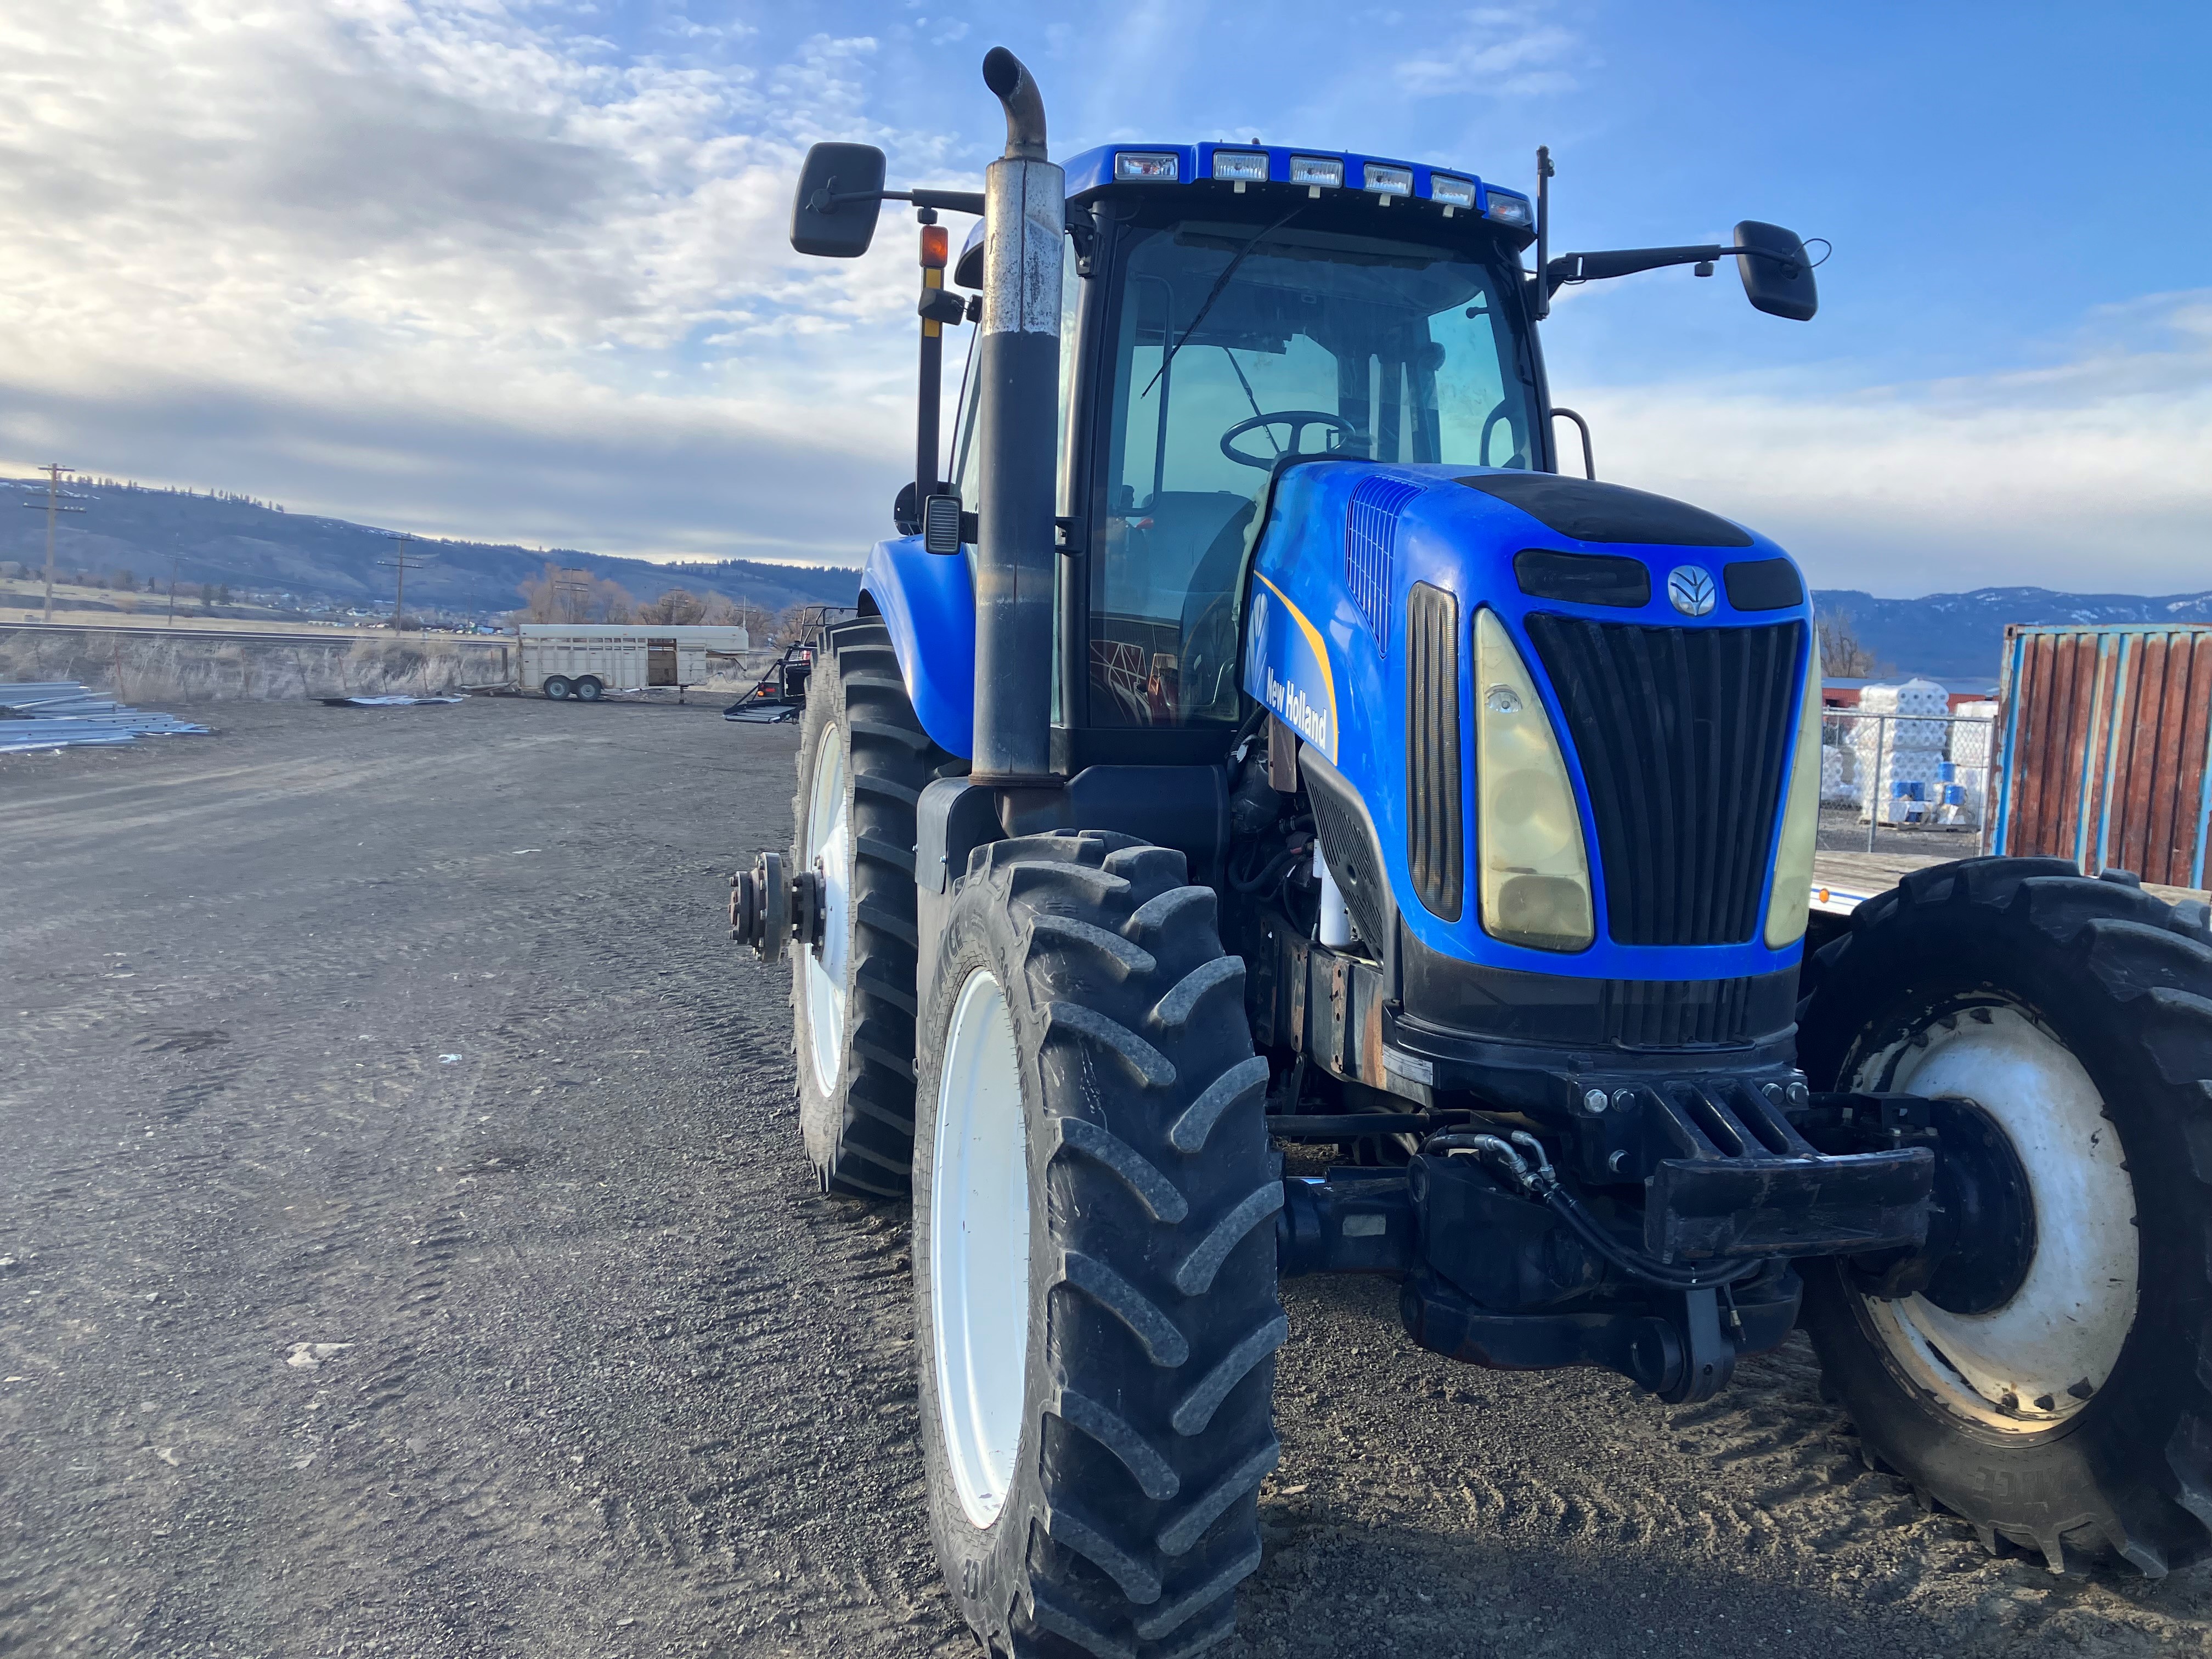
left=1483, top=192, right=1532, bottom=228
left=1362, top=163, right=1413, bottom=197
left=1763, top=645, right=1824, bottom=947
left=1475, top=608, right=1594, bottom=951
left=1211, top=149, right=1268, bottom=182
left=1288, top=155, right=1344, bottom=189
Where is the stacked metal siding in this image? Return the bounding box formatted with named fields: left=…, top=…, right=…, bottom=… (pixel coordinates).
left=1991, top=624, right=2212, bottom=890
left=0, top=682, right=211, bottom=751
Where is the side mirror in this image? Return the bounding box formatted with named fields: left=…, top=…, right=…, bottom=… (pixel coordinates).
left=1735, top=221, right=1816, bottom=321
left=791, top=142, right=886, bottom=258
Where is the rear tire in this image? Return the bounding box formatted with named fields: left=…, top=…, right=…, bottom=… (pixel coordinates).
left=914, top=832, right=1283, bottom=1658
left=790, top=618, right=948, bottom=1196
left=1797, top=856, right=2212, bottom=1574
left=574, top=676, right=603, bottom=702
left=543, top=675, right=571, bottom=701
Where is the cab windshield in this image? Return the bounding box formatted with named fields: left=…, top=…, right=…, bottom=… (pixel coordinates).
left=1091, top=217, right=1539, bottom=727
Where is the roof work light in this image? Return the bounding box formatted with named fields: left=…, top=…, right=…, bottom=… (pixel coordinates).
left=1115, top=151, right=1179, bottom=181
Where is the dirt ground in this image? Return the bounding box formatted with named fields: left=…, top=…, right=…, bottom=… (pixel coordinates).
left=4, top=697, right=2209, bottom=1659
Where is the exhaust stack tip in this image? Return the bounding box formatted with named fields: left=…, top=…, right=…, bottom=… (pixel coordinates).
left=981, top=47, right=1047, bottom=161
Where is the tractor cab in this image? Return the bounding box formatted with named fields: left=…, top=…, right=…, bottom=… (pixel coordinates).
left=939, top=149, right=1547, bottom=735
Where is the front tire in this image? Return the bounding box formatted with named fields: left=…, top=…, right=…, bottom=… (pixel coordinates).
left=790, top=618, right=947, bottom=1195
left=1797, top=856, right=2212, bottom=1573
left=914, top=832, right=1283, bottom=1658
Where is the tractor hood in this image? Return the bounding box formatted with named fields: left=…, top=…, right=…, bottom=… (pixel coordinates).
left=1240, top=461, right=1817, bottom=989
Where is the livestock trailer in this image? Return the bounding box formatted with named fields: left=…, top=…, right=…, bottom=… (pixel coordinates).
left=516, top=623, right=750, bottom=701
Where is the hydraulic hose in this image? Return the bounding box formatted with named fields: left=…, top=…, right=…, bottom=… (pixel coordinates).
left=1425, top=1131, right=1762, bottom=1293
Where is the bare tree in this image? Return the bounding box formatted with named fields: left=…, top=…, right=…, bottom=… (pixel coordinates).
left=516, top=562, right=633, bottom=624
left=1817, top=608, right=1887, bottom=679
left=770, top=603, right=847, bottom=647
left=637, top=588, right=707, bottom=626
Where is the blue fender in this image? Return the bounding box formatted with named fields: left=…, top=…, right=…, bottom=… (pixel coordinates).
left=860, top=535, right=975, bottom=758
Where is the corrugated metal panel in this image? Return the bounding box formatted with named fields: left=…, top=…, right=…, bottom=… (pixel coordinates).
left=0, top=680, right=211, bottom=750
left=1992, top=624, right=2212, bottom=889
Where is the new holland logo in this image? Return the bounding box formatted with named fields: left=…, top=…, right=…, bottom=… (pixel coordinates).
left=1668, top=565, right=1717, bottom=616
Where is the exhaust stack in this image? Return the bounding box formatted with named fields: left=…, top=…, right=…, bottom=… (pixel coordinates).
left=969, top=47, right=1063, bottom=787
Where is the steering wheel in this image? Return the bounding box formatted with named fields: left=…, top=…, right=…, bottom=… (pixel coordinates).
left=1220, top=410, right=1360, bottom=470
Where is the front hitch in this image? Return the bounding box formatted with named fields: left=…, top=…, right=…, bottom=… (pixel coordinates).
left=730, top=851, right=826, bottom=962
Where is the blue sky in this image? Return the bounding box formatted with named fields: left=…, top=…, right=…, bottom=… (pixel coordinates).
left=0, top=1, right=2204, bottom=594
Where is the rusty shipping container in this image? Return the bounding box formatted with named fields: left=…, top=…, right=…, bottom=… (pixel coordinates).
left=1991, top=622, right=2212, bottom=890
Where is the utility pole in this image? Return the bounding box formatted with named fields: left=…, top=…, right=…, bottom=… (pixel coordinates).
left=550, top=572, right=592, bottom=623
left=375, top=532, right=435, bottom=633
left=166, top=551, right=182, bottom=626
left=20, top=464, right=86, bottom=622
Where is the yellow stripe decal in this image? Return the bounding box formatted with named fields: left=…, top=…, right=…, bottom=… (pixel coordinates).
left=1252, top=569, right=1339, bottom=764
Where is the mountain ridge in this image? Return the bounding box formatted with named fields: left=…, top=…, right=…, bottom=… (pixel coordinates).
left=3, top=477, right=2203, bottom=677
left=0, top=477, right=862, bottom=619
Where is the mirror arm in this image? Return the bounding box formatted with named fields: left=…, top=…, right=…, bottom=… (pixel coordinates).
left=807, top=185, right=988, bottom=217
left=1547, top=242, right=1804, bottom=292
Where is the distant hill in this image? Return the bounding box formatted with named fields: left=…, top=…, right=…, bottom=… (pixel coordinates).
left=0, top=477, right=862, bottom=619
left=1812, top=586, right=2212, bottom=681
left=3, top=477, right=2200, bottom=675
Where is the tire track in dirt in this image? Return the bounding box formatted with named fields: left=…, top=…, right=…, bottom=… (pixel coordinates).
left=7, top=699, right=2211, bottom=1659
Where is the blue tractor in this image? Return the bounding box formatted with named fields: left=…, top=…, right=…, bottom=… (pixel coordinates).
left=734, top=48, right=2212, bottom=1657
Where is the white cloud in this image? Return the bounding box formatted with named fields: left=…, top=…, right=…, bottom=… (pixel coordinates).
left=0, top=0, right=944, bottom=561
left=1575, top=291, right=2212, bottom=595
left=0, top=1, right=2201, bottom=602
left=1398, top=9, right=1580, bottom=98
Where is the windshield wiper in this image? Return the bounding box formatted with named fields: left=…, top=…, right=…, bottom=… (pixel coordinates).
left=1141, top=203, right=1302, bottom=400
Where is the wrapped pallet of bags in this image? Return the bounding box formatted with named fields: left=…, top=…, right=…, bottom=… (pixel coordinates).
left=1821, top=743, right=1857, bottom=804
left=1946, top=698, right=1999, bottom=824
left=1854, top=679, right=1950, bottom=823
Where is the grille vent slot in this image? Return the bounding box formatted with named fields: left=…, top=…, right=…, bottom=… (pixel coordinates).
left=1345, top=476, right=1422, bottom=654
left=1404, top=582, right=1463, bottom=921
left=1525, top=616, right=1803, bottom=946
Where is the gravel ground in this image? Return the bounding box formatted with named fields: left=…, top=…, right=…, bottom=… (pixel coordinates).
left=3, top=696, right=2208, bottom=1658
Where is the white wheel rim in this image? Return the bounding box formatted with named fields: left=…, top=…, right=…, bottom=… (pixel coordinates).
left=930, top=968, right=1030, bottom=1530
left=802, top=720, right=850, bottom=1096
left=1854, top=999, right=2138, bottom=1431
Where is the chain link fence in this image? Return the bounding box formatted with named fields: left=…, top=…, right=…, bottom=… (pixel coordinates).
left=1816, top=703, right=2000, bottom=857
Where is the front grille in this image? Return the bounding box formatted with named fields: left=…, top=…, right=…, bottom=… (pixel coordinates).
left=1525, top=616, right=1804, bottom=946
left=1404, top=583, right=1463, bottom=920
left=1608, top=977, right=1764, bottom=1046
